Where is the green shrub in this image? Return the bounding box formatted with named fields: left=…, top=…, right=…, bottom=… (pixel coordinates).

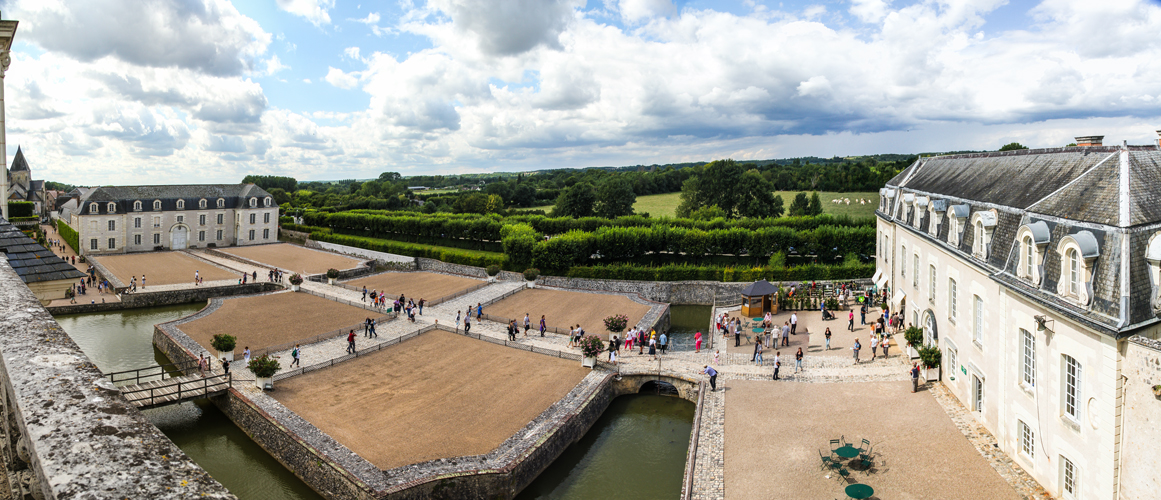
left=564, top=262, right=874, bottom=282
left=311, top=232, right=507, bottom=268
left=247, top=355, right=281, bottom=378
left=6, top=202, right=33, bottom=218
left=523, top=268, right=540, bottom=281
left=486, top=265, right=501, bottom=276
left=578, top=335, right=605, bottom=359
left=211, top=334, right=237, bottom=353
left=56, top=220, right=79, bottom=254
left=904, top=326, right=924, bottom=348
left=326, top=268, right=340, bottom=279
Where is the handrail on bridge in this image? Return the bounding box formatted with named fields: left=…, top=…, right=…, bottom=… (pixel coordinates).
left=104, top=359, right=200, bottom=385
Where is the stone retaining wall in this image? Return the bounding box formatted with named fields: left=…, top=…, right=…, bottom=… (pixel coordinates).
left=0, top=258, right=233, bottom=499
left=1118, top=335, right=1161, bottom=500
left=307, top=240, right=417, bottom=266
left=46, top=283, right=280, bottom=315
left=538, top=276, right=874, bottom=305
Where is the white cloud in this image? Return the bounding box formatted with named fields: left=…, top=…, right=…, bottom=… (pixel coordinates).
left=276, top=0, right=335, bottom=26
left=325, top=67, right=361, bottom=89
left=344, top=47, right=363, bottom=61
left=619, top=0, right=677, bottom=23
left=260, top=55, right=290, bottom=76
left=351, top=12, right=381, bottom=24
left=424, top=0, right=584, bottom=55
left=849, top=0, right=889, bottom=23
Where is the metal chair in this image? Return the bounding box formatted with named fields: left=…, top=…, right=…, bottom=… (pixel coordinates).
left=837, top=468, right=851, bottom=482
left=829, top=438, right=842, bottom=453
left=858, top=438, right=871, bottom=453
left=819, top=449, right=835, bottom=471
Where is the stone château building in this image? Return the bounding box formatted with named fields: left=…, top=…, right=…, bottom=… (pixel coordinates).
left=5, top=147, right=46, bottom=217
left=63, top=184, right=278, bottom=255
left=876, top=133, right=1161, bottom=500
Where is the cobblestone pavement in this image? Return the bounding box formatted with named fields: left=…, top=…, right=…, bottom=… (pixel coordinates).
left=929, top=382, right=1053, bottom=500
left=691, top=383, right=724, bottom=500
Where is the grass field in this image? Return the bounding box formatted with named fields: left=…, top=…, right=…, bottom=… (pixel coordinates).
left=532, top=190, right=877, bottom=219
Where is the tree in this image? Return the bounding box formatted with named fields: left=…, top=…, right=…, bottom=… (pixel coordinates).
left=787, top=192, right=810, bottom=216
left=689, top=205, right=726, bottom=221
left=675, top=159, right=745, bottom=218
left=999, top=142, right=1028, bottom=151
left=242, top=175, right=297, bottom=192
left=594, top=177, right=636, bottom=219
left=808, top=191, right=823, bottom=216
left=378, top=172, right=402, bottom=182
left=552, top=182, right=596, bottom=218
left=735, top=170, right=781, bottom=218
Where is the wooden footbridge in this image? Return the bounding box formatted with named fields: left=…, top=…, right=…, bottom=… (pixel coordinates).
left=105, top=360, right=232, bottom=409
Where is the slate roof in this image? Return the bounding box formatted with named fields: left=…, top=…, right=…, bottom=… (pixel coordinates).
left=882, top=144, right=1161, bottom=338
left=77, top=184, right=273, bottom=215
left=0, top=220, right=85, bottom=284
left=740, top=279, right=778, bottom=296
left=9, top=146, right=28, bottom=172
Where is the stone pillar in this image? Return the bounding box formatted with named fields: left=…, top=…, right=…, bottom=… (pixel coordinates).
left=0, top=16, right=17, bottom=221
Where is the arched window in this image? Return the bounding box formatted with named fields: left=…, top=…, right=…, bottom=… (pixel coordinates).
left=199, top=199, right=207, bottom=209
left=249, top=197, right=257, bottom=208
left=264, top=197, right=271, bottom=207
left=975, top=221, right=985, bottom=254
left=107, top=202, right=116, bottom=213
left=1068, top=249, right=1078, bottom=295
left=1023, top=236, right=1034, bottom=277
left=176, top=200, right=185, bottom=210
left=153, top=200, right=162, bottom=210
left=90, top=203, right=99, bottom=213
left=133, top=200, right=142, bottom=211
left=217, top=198, right=225, bottom=208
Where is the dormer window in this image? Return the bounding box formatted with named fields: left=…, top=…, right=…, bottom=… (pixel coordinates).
left=264, top=197, right=272, bottom=207
left=1145, top=234, right=1161, bottom=315
left=90, top=203, right=99, bottom=213
left=133, top=200, right=142, bottom=211
left=948, top=205, right=970, bottom=247
left=914, top=196, right=929, bottom=228
left=199, top=199, right=207, bottom=209
left=970, top=210, right=997, bottom=259
left=153, top=200, right=162, bottom=210
left=929, top=200, right=947, bottom=237
left=176, top=200, right=185, bottom=210
left=107, top=202, right=116, bottom=213
left=249, top=197, right=257, bottom=208
left=217, top=198, right=225, bottom=208
left=1056, top=231, right=1100, bottom=306
left=1016, top=221, right=1050, bottom=285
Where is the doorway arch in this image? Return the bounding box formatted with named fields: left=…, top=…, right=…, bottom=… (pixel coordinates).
left=170, top=224, right=190, bottom=250
left=921, top=309, right=938, bottom=346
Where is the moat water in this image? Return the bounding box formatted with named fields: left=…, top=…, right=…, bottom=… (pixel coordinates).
left=518, top=394, right=696, bottom=499
left=666, top=304, right=714, bottom=351
left=55, top=304, right=322, bottom=500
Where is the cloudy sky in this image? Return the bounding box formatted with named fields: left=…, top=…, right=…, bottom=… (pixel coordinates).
left=2, top=0, right=1160, bottom=185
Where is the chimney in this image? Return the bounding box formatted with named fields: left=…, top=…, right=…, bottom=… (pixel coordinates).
left=1156, top=130, right=1160, bottom=148
left=1075, top=135, right=1103, bottom=147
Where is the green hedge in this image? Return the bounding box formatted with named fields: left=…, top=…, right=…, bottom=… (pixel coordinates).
left=310, top=232, right=506, bottom=268
left=565, top=262, right=875, bottom=282
left=57, top=220, right=79, bottom=254
left=9, top=216, right=39, bottom=222
left=281, top=222, right=330, bottom=234
left=6, top=201, right=34, bottom=218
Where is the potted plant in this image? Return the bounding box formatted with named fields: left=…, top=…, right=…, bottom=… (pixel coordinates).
left=918, top=343, right=942, bottom=382
left=326, top=268, right=339, bottom=285
left=486, top=265, right=501, bottom=282
left=248, top=354, right=281, bottom=390
left=288, top=273, right=303, bottom=292
left=523, top=268, right=539, bottom=289
left=903, top=325, right=924, bottom=359
left=1153, top=384, right=1161, bottom=398
left=578, top=335, right=605, bottom=368
left=210, top=334, right=237, bottom=362
left=603, top=314, right=629, bottom=342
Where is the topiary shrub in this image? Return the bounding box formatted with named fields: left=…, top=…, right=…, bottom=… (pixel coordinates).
left=210, top=334, right=237, bottom=353
left=326, top=268, right=340, bottom=279
left=288, top=274, right=303, bottom=285
left=523, top=268, right=539, bottom=281
left=247, top=355, right=281, bottom=378
left=904, top=325, right=924, bottom=349
left=578, top=335, right=605, bottom=359
left=486, top=265, right=501, bottom=277
left=603, top=314, right=629, bottom=334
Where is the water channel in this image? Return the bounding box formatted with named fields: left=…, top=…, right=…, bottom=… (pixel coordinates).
left=666, top=304, right=713, bottom=351
left=54, top=304, right=322, bottom=500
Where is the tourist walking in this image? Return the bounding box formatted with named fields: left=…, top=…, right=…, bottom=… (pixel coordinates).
left=790, top=313, right=798, bottom=335
left=222, top=358, right=230, bottom=375
left=911, top=363, right=921, bottom=392
left=455, top=311, right=462, bottom=332
left=860, top=303, right=867, bottom=325
left=540, top=315, right=546, bottom=337
left=364, top=318, right=371, bottom=338
left=464, top=310, right=472, bottom=334
left=418, top=298, right=425, bottom=315
left=852, top=338, right=861, bottom=363
left=362, top=287, right=367, bottom=302
left=754, top=341, right=763, bottom=366
left=197, top=355, right=207, bottom=377
left=659, top=332, right=668, bottom=355
left=648, top=335, right=657, bottom=360
left=795, top=347, right=803, bottom=373
left=772, top=351, right=781, bottom=380
left=781, top=321, right=790, bottom=347
left=476, top=302, right=482, bottom=320
left=369, top=319, right=377, bottom=338
left=346, top=331, right=356, bottom=354
left=870, top=335, right=879, bottom=361
left=848, top=309, right=855, bottom=331
left=734, top=320, right=741, bottom=347
left=524, top=313, right=531, bottom=336
left=881, top=336, right=890, bottom=358
left=703, top=365, right=718, bottom=391
left=694, top=331, right=703, bottom=353
left=824, top=327, right=832, bottom=350
left=243, top=346, right=251, bottom=365
left=609, top=338, right=618, bottom=364
left=291, top=344, right=301, bottom=367
left=713, top=350, right=720, bottom=365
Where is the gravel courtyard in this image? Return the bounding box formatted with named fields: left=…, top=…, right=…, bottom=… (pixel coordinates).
left=178, top=292, right=374, bottom=352
left=219, top=243, right=365, bottom=275
left=93, top=252, right=237, bottom=287
left=271, top=329, right=589, bottom=470
left=343, top=271, right=482, bottom=303
left=485, top=288, right=652, bottom=336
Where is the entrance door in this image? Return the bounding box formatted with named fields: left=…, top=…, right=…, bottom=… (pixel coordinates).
left=172, top=226, right=188, bottom=250
left=972, top=375, right=984, bottom=413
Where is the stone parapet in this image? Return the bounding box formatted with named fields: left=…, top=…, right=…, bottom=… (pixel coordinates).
left=46, top=282, right=280, bottom=315
left=538, top=276, right=873, bottom=305
left=0, top=258, right=233, bottom=499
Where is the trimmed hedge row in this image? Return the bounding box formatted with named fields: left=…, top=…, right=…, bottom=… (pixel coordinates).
left=57, top=219, right=79, bottom=254
left=9, top=216, right=39, bottom=222
left=281, top=222, right=330, bottom=234
left=565, top=262, right=875, bottom=282
left=310, top=232, right=506, bottom=268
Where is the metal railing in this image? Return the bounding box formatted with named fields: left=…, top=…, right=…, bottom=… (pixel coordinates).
left=120, top=373, right=232, bottom=409
left=105, top=359, right=200, bottom=386
left=251, top=314, right=396, bottom=359
left=325, top=276, right=491, bottom=308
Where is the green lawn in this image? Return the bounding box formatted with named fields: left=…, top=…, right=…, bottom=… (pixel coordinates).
left=530, top=190, right=879, bottom=219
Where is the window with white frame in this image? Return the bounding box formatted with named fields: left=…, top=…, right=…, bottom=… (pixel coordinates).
left=199, top=231, right=205, bottom=242
left=217, top=198, right=225, bottom=208
left=153, top=233, right=160, bottom=244
left=152, top=216, right=160, bottom=228
left=249, top=197, right=257, bottom=207
left=1067, top=249, right=1079, bottom=295
left=134, top=234, right=141, bottom=245
left=133, top=200, right=142, bottom=211
left=975, top=220, right=986, bottom=255
left=176, top=199, right=185, bottom=210
left=264, top=212, right=270, bottom=224
left=946, top=342, right=957, bottom=380
left=134, top=217, right=141, bottom=228
left=1021, top=329, right=1035, bottom=388
left=1063, top=354, right=1082, bottom=422
left=107, top=238, right=115, bottom=249
left=199, top=214, right=206, bottom=226
left=263, top=228, right=270, bottom=239
left=1018, top=420, right=1035, bottom=459
left=90, top=239, right=97, bottom=250
left=973, top=295, right=983, bottom=345
left=216, top=229, right=223, bottom=241
left=248, top=229, right=255, bottom=240
left=217, top=213, right=224, bottom=225
left=949, top=278, right=958, bottom=322
left=107, top=202, right=116, bottom=213
left=264, top=197, right=271, bottom=207
left=90, top=203, right=98, bottom=213
left=913, top=254, right=919, bottom=288
left=153, top=200, right=161, bottom=210
left=199, top=199, right=207, bottom=209
left=108, top=220, right=115, bottom=231
left=176, top=215, right=183, bottom=223
left=1061, top=456, right=1078, bottom=498
left=249, top=213, right=256, bottom=224
left=901, top=245, right=906, bottom=278
left=929, top=264, right=936, bottom=302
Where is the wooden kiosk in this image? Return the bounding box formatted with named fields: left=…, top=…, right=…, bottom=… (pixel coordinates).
left=740, top=279, right=779, bottom=317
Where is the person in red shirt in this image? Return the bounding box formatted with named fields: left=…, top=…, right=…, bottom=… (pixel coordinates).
left=346, top=330, right=356, bottom=354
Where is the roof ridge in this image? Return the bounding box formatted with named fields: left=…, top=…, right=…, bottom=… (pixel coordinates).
left=1025, top=151, right=1118, bottom=214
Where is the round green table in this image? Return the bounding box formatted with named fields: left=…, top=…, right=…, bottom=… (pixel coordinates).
left=751, top=327, right=764, bottom=333
left=845, top=483, right=873, bottom=499
left=834, top=445, right=860, bottom=459
left=751, top=317, right=762, bottom=322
